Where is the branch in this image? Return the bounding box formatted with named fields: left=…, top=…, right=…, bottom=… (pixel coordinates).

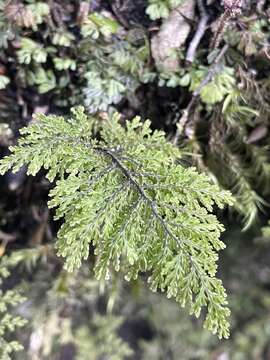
left=186, top=0, right=209, bottom=63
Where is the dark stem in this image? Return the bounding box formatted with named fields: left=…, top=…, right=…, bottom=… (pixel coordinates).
left=97, top=147, right=187, bottom=249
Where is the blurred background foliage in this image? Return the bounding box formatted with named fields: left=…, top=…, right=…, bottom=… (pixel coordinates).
left=0, top=0, right=270, bottom=359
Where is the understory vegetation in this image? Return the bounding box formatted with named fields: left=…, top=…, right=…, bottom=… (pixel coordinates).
left=0, top=0, right=270, bottom=359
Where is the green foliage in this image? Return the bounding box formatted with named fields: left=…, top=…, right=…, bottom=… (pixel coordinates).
left=139, top=291, right=214, bottom=359
left=75, top=316, right=133, bottom=360
left=166, top=65, right=236, bottom=105
left=0, top=0, right=270, bottom=357
left=27, top=68, right=57, bottom=94
left=81, top=14, right=150, bottom=113
left=206, top=139, right=267, bottom=230
left=82, top=12, right=120, bottom=38
left=146, top=0, right=184, bottom=20
left=0, top=255, right=27, bottom=360
left=0, top=107, right=233, bottom=338
left=53, top=57, right=76, bottom=71
left=179, top=64, right=270, bottom=229
left=156, top=65, right=236, bottom=105
left=192, top=67, right=236, bottom=105
left=0, top=3, right=150, bottom=104
left=139, top=224, right=270, bottom=359
left=2, top=247, right=132, bottom=360
left=17, top=38, right=49, bottom=64
left=52, top=30, right=75, bottom=47
left=25, top=2, right=50, bottom=30
left=203, top=80, right=270, bottom=229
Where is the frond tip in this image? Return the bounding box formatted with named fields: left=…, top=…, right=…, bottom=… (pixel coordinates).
left=0, top=106, right=234, bottom=338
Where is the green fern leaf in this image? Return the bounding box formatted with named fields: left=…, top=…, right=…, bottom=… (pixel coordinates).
left=0, top=107, right=234, bottom=338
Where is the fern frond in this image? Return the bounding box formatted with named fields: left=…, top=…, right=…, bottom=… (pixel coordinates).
left=0, top=256, right=27, bottom=360
left=0, top=107, right=234, bottom=338
left=207, top=138, right=263, bottom=231
left=206, top=105, right=270, bottom=230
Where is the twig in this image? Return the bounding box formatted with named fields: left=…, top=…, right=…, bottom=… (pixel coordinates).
left=186, top=0, right=209, bottom=63
left=173, top=44, right=229, bottom=145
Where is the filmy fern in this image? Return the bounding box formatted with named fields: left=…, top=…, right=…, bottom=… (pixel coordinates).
left=0, top=107, right=234, bottom=338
